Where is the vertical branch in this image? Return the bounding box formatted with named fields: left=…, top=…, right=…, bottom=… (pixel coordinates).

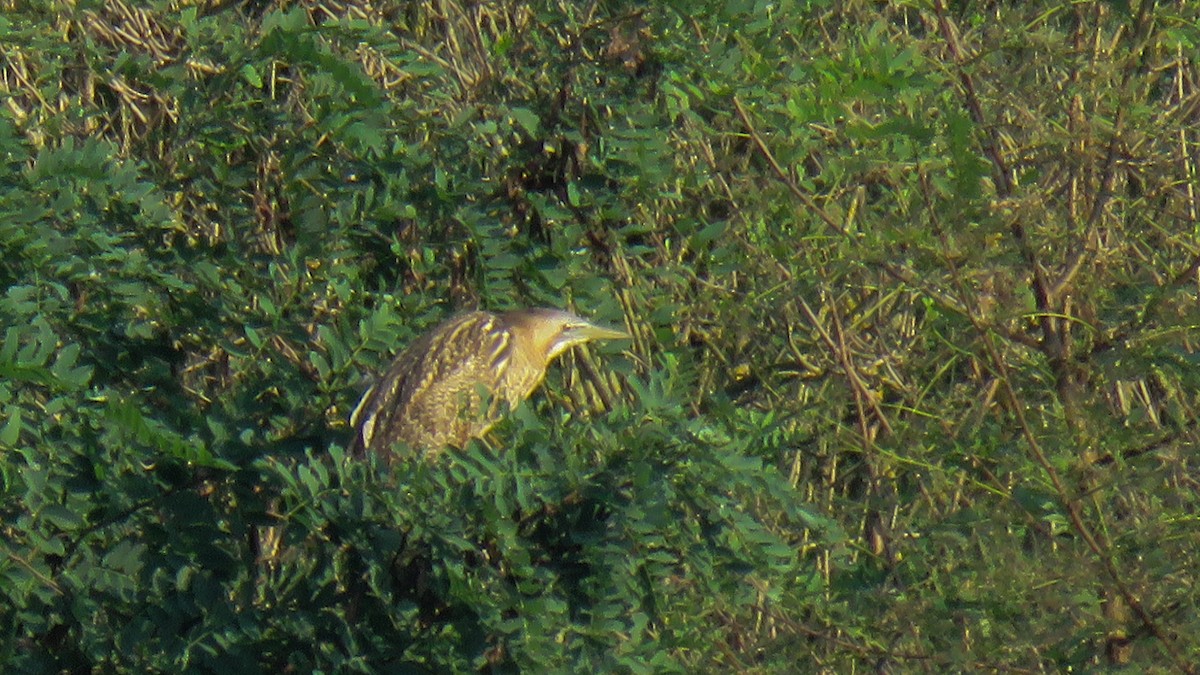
left=917, top=167, right=1192, bottom=673
left=929, top=0, right=1083, bottom=432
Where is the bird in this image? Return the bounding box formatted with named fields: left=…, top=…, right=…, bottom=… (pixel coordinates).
left=349, top=307, right=629, bottom=458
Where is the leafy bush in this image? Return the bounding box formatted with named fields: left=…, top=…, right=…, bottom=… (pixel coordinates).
left=2, top=0, right=1198, bottom=671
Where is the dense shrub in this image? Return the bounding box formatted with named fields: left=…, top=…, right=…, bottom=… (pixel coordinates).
left=2, top=0, right=1198, bottom=671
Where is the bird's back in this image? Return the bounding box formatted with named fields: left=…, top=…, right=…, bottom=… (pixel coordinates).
left=350, top=311, right=519, bottom=455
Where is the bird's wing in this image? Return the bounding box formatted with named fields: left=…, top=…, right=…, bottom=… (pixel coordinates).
left=350, top=312, right=515, bottom=454
left=414, top=313, right=516, bottom=442
left=349, top=331, right=432, bottom=454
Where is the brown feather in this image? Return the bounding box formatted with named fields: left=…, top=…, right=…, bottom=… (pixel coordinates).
left=349, top=308, right=626, bottom=459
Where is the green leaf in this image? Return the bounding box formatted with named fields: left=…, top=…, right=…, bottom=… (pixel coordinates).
left=240, top=63, right=263, bottom=88
left=40, top=503, right=84, bottom=530
left=0, top=406, right=20, bottom=446
left=309, top=351, right=330, bottom=380
left=689, top=219, right=728, bottom=249
left=509, top=107, right=540, bottom=135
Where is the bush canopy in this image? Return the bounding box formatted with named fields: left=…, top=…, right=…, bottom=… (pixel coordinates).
left=2, top=0, right=1198, bottom=672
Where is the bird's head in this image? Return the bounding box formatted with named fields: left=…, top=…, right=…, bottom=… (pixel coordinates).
left=504, top=308, right=629, bottom=362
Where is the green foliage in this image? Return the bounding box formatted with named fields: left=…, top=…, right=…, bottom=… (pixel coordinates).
left=249, top=372, right=829, bottom=672
left=2, top=0, right=1199, bottom=671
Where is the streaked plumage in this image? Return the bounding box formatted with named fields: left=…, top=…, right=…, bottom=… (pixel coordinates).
left=350, top=308, right=627, bottom=458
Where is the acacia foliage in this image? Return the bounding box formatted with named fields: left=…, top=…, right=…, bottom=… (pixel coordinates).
left=2, top=0, right=1199, bottom=671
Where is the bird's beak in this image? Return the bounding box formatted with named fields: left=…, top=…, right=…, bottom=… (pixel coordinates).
left=570, top=319, right=629, bottom=343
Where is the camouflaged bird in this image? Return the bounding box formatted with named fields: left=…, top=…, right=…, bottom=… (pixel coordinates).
left=349, top=308, right=628, bottom=458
